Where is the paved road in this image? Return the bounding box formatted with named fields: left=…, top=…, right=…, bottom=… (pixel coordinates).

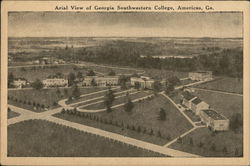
left=191, top=87, right=243, bottom=97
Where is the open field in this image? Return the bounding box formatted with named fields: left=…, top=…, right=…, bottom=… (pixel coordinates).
left=8, top=120, right=165, bottom=157
left=56, top=95, right=193, bottom=145
left=8, top=110, right=20, bottom=119
left=8, top=64, right=88, bottom=82
left=193, top=90, right=243, bottom=118
left=87, top=65, right=140, bottom=75
left=180, top=79, right=197, bottom=86
left=183, top=110, right=201, bottom=122
left=144, top=68, right=188, bottom=79
left=66, top=88, right=121, bottom=105
left=8, top=87, right=106, bottom=112
left=82, top=91, right=153, bottom=110
left=169, top=127, right=243, bottom=157
left=194, top=77, right=243, bottom=94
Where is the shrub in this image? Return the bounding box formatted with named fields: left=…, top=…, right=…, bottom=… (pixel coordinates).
left=137, top=126, right=141, bottom=133
left=150, top=129, right=154, bottom=135
left=166, top=135, right=171, bottom=140
left=210, top=143, right=216, bottom=151
left=157, top=130, right=162, bottom=137
left=126, top=124, right=130, bottom=129
left=132, top=125, right=136, bottom=131
left=177, top=137, right=183, bottom=144
left=189, top=137, right=193, bottom=145
left=143, top=128, right=147, bottom=134
left=198, top=141, right=204, bottom=148
left=222, top=146, right=227, bottom=153
left=61, top=108, right=65, bottom=113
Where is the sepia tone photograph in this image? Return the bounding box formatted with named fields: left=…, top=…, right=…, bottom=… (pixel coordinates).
left=1, top=1, right=249, bottom=165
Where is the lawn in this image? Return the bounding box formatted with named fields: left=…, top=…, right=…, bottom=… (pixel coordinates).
left=169, top=127, right=243, bottom=157
left=82, top=91, right=153, bottom=110
left=180, top=79, right=197, bottom=86
left=8, top=87, right=106, bottom=112
left=8, top=120, right=166, bottom=157
left=183, top=110, right=201, bottom=122
left=87, top=65, right=140, bottom=75
left=8, top=64, right=87, bottom=82
left=193, top=90, right=243, bottom=118
left=8, top=110, right=20, bottom=119
left=144, top=68, right=188, bottom=80
left=56, top=95, right=193, bottom=145
left=66, top=88, right=122, bottom=105
left=195, top=77, right=243, bottom=94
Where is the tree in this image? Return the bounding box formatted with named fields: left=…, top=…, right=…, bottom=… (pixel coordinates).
left=104, top=88, right=115, bottom=110
left=158, top=108, right=166, bottom=121
left=56, top=88, right=61, bottom=97
left=77, top=71, right=83, bottom=79
left=134, top=82, right=140, bottom=90
left=124, top=97, right=134, bottom=112
left=64, top=88, right=68, bottom=96
left=157, top=130, right=162, bottom=137
left=71, top=85, right=81, bottom=99
left=68, top=72, right=76, bottom=87
left=87, top=70, right=96, bottom=76
left=152, top=80, right=162, bottom=92
left=189, top=137, right=193, bottom=145
left=222, top=146, right=227, bottom=154
left=108, top=70, right=116, bottom=76
left=91, top=78, right=97, bottom=86
left=119, top=75, right=128, bottom=90
left=165, top=81, right=174, bottom=95
left=210, top=143, right=216, bottom=151
left=8, top=72, right=15, bottom=88
left=31, top=79, right=44, bottom=90
left=230, top=113, right=243, bottom=132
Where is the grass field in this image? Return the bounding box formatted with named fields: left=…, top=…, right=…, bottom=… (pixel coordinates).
left=56, top=95, right=193, bottom=145
left=8, top=87, right=107, bottom=112
left=66, top=88, right=121, bottom=105
left=195, top=77, right=243, bottom=94
left=8, top=110, right=20, bottom=119
left=183, top=110, right=201, bottom=122
left=8, top=120, right=166, bottom=157
left=87, top=65, right=140, bottom=75
left=8, top=64, right=87, bottom=82
left=169, top=127, right=243, bottom=157
left=193, top=90, right=243, bottom=118
left=144, top=68, right=188, bottom=79
left=82, top=91, right=153, bottom=110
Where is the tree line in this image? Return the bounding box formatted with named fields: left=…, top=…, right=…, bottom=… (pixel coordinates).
left=52, top=41, right=242, bottom=78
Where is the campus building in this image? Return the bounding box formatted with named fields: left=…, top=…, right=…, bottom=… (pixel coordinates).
left=13, top=78, right=27, bottom=88
left=130, top=76, right=155, bottom=89
left=42, top=78, right=68, bottom=87
left=200, top=109, right=229, bottom=131
left=82, top=76, right=119, bottom=87
left=188, top=71, right=213, bottom=81
left=182, top=91, right=209, bottom=115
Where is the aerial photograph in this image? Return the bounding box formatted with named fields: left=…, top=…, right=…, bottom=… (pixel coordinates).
left=7, top=12, right=243, bottom=157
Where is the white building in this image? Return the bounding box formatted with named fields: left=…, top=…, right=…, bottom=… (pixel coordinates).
left=182, top=91, right=209, bottom=115
left=189, top=71, right=212, bottom=81
left=200, top=109, right=229, bottom=131
left=130, top=76, right=155, bottom=89
left=82, top=76, right=119, bottom=87
left=42, top=78, right=68, bottom=87
left=13, top=78, right=27, bottom=88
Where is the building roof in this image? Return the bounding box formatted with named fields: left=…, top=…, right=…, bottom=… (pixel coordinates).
left=191, top=97, right=202, bottom=105
left=202, top=109, right=226, bottom=120
left=182, top=91, right=196, bottom=101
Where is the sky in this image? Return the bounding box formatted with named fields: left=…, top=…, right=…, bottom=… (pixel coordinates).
left=8, top=12, right=243, bottom=38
